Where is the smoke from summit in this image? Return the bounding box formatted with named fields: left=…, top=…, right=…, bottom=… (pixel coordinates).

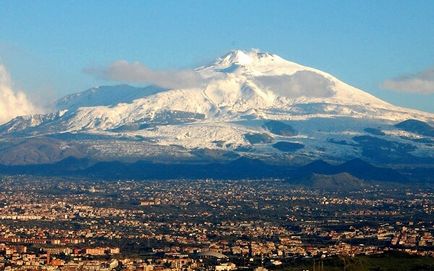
left=0, top=64, right=39, bottom=124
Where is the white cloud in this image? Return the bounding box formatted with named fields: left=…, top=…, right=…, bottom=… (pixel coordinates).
left=0, top=64, right=39, bottom=124
left=255, top=71, right=335, bottom=98
left=381, top=67, right=434, bottom=94
left=85, top=60, right=210, bottom=89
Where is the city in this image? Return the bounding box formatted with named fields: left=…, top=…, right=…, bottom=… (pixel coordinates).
left=0, top=176, right=432, bottom=270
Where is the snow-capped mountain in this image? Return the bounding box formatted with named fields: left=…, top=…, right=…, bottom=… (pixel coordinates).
left=1, top=50, right=433, bottom=167
left=54, top=84, right=165, bottom=111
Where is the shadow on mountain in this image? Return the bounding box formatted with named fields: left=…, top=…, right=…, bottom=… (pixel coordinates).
left=1, top=156, right=432, bottom=184
left=395, top=119, right=434, bottom=137
left=353, top=135, right=434, bottom=164
left=262, top=120, right=297, bottom=136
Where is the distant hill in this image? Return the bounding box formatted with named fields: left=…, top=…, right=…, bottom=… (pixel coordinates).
left=300, top=172, right=366, bottom=191
left=0, top=156, right=430, bottom=184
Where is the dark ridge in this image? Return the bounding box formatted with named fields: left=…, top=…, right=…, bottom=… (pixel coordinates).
left=272, top=141, right=304, bottom=152
left=81, top=157, right=284, bottom=180
left=352, top=135, right=432, bottom=164
left=262, top=120, right=297, bottom=136
left=299, top=159, right=334, bottom=173
left=395, top=119, right=434, bottom=137
left=294, top=158, right=407, bottom=183
left=244, top=133, right=273, bottom=144
left=300, top=172, right=366, bottom=191
left=53, top=156, right=95, bottom=170
left=0, top=157, right=428, bottom=183
left=337, top=158, right=405, bottom=182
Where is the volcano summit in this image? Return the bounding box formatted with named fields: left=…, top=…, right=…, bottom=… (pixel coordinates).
left=0, top=50, right=433, bottom=180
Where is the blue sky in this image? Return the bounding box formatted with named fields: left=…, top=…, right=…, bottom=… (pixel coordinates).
left=1, top=1, right=434, bottom=112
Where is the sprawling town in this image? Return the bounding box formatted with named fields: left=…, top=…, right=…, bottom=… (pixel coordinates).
left=0, top=176, right=432, bottom=270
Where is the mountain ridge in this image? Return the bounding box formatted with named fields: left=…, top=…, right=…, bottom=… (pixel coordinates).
left=0, top=156, right=415, bottom=182
left=0, top=50, right=433, bottom=172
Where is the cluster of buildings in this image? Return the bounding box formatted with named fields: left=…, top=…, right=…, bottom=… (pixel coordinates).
left=0, top=244, right=120, bottom=270
left=0, top=176, right=432, bottom=270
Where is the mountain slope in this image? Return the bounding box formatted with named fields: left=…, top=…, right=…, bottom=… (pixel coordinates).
left=54, top=84, right=165, bottom=111
left=0, top=49, right=433, bottom=168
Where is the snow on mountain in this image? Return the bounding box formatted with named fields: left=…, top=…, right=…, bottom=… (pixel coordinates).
left=54, top=84, right=164, bottom=111
left=0, top=110, right=68, bottom=134
left=35, top=49, right=433, bottom=133
left=1, top=49, right=433, bottom=164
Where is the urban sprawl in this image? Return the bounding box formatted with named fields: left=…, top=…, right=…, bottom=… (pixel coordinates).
left=0, top=176, right=432, bottom=270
